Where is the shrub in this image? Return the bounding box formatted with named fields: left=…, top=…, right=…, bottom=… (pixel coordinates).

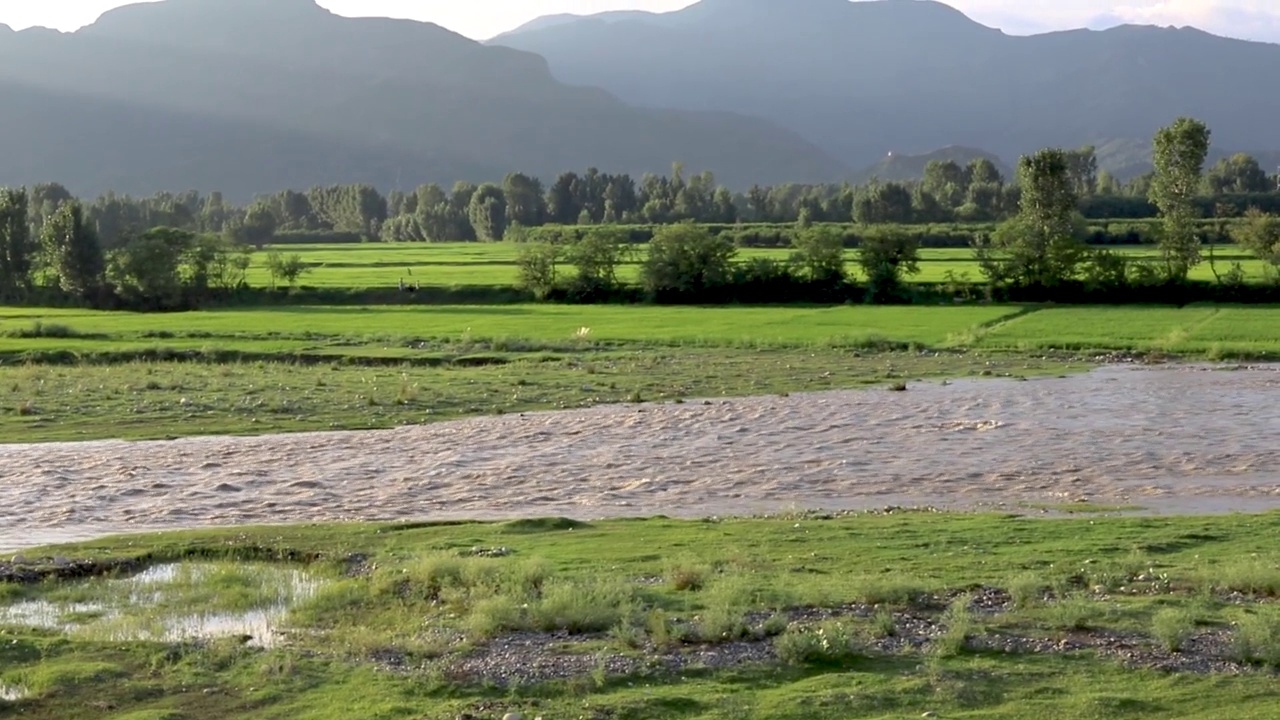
left=530, top=580, right=634, bottom=633
left=467, top=596, right=524, bottom=639
left=667, top=561, right=711, bottom=592
left=1151, top=607, right=1197, bottom=652
left=1231, top=610, right=1280, bottom=666
left=932, top=595, right=976, bottom=657
left=775, top=621, right=864, bottom=665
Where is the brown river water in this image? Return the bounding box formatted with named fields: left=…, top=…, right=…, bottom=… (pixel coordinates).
left=1, top=364, right=1277, bottom=552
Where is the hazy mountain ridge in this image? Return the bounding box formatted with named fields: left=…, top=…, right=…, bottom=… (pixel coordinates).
left=0, top=0, right=848, bottom=199
left=494, top=0, right=1280, bottom=174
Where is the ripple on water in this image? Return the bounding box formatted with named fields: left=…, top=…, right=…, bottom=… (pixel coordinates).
left=0, top=563, right=323, bottom=648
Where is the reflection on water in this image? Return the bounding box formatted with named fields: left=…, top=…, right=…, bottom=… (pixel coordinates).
left=0, top=563, right=322, bottom=648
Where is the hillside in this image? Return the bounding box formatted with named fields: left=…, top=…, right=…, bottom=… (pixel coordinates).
left=852, top=146, right=1012, bottom=183
left=0, top=0, right=847, bottom=200
left=493, top=0, right=1280, bottom=172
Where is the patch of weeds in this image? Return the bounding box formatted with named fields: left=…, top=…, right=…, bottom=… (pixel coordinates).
left=1044, top=593, right=1106, bottom=631
left=1008, top=573, right=1046, bottom=609
left=870, top=608, right=897, bottom=638
left=467, top=595, right=524, bottom=639
left=854, top=575, right=927, bottom=606
left=667, top=560, right=711, bottom=592
left=932, top=594, right=976, bottom=657
left=646, top=610, right=674, bottom=649
left=1202, top=557, right=1280, bottom=597
left=775, top=620, right=864, bottom=666
left=1231, top=608, right=1280, bottom=666
left=530, top=579, right=634, bottom=634
left=1151, top=607, right=1198, bottom=652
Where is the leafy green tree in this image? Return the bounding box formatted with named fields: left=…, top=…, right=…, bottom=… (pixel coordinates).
left=858, top=227, right=921, bottom=303
left=853, top=182, right=913, bottom=224
left=967, top=158, right=1004, bottom=186
left=516, top=242, right=563, bottom=300
left=265, top=250, right=311, bottom=289
left=502, top=173, right=546, bottom=227
left=105, top=227, right=190, bottom=308
left=1150, top=117, right=1211, bottom=281
left=468, top=183, right=508, bottom=242
left=41, top=201, right=104, bottom=298
left=224, top=204, right=278, bottom=248
left=546, top=172, right=582, bottom=225
left=1205, top=153, right=1270, bottom=194
left=567, top=227, right=628, bottom=297
left=0, top=188, right=33, bottom=298
left=1065, top=145, right=1099, bottom=197
left=922, top=160, right=967, bottom=209
left=975, top=149, right=1085, bottom=288
left=1233, top=208, right=1280, bottom=278
left=641, top=224, right=736, bottom=301
left=206, top=237, right=254, bottom=291
left=790, top=225, right=846, bottom=287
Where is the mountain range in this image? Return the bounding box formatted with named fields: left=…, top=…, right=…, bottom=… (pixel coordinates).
left=493, top=0, right=1280, bottom=179
left=2, top=0, right=1279, bottom=200
left=0, top=0, right=844, bottom=200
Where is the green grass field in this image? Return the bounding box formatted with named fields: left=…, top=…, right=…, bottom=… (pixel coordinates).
left=252, top=243, right=1276, bottom=288
left=0, top=303, right=1276, bottom=442
left=5, top=512, right=1280, bottom=719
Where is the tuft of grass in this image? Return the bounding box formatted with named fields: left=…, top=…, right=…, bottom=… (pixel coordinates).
left=467, top=595, right=524, bottom=639
left=530, top=579, right=634, bottom=634
left=15, top=400, right=37, bottom=417
left=932, top=594, right=976, bottom=657
left=775, top=620, right=864, bottom=666
left=667, top=560, right=712, bottom=592
left=870, top=608, right=897, bottom=638
left=1008, top=573, right=1046, bottom=609
left=1200, top=557, right=1280, bottom=597
left=1043, top=593, right=1106, bottom=631
left=1151, top=607, right=1198, bottom=652
left=888, top=381, right=908, bottom=392
left=1231, top=609, right=1280, bottom=666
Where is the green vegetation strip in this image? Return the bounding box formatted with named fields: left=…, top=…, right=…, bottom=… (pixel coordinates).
left=5, top=512, right=1280, bottom=719
left=2, top=303, right=1277, bottom=442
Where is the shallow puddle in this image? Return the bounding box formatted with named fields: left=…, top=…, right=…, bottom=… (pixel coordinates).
left=0, top=563, right=322, bottom=648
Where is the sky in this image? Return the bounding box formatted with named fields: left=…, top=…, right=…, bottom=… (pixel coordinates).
left=0, top=0, right=1277, bottom=43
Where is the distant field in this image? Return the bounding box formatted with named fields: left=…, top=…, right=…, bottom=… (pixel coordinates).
left=1, top=303, right=1275, bottom=442
left=0, top=305, right=1018, bottom=349
left=251, top=243, right=1273, bottom=288
left=2, top=304, right=1278, bottom=358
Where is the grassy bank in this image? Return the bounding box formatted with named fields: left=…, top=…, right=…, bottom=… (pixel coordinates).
left=245, top=243, right=1276, bottom=289
left=1, top=303, right=1277, bottom=442
left=5, top=512, right=1280, bottom=718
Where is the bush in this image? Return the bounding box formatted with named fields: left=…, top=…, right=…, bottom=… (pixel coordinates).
left=530, top=580, right=635, bottom=633
left=641, top=224, right=736, bottom=302
left=1151, top=607, right=1198, bottom=652
left=1231, top=610, right=1280, bottom=666
left=775, top=621, right=865, bottom=665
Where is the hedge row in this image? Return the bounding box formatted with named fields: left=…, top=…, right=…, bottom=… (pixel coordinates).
left=521, top=220, right=1245, bottom=249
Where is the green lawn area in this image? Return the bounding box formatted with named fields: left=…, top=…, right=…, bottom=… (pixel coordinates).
left=0, top=304, right=1018, bottom=347
left=5, top=512, right=1280, bottom=719
left=249, top=243, right=1275, bottom=288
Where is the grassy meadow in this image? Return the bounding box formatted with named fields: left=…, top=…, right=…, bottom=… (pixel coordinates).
left=248, top=243, right=1277, bottom=288
left=5, top=512, right=1280, bottom=719
left=0, top=303, right=1277, bottom=442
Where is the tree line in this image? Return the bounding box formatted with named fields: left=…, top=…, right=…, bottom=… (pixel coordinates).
left=3, top=149, right=1279, bottom=253
left=0, top=117, right=1277, bottom=310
